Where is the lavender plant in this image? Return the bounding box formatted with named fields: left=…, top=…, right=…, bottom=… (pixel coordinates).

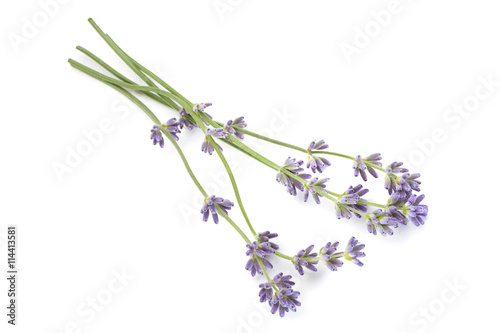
left=68, top=19, right=428, bottom=317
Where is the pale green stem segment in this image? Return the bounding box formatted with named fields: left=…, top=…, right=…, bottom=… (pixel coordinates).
left=256, top=257, right=278, bottom=291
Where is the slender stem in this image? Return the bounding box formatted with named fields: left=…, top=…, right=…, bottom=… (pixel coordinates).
left=88, top=18, right=179, bottom=109
left=275, top=251, right=293, bottom=261
left=208, top=135, right=257, bottom=236
left=237, top=128, right=308, bottom=153
left=75, top=46, right=179, bottom=110
left=256, top=257, right=277, bottom=291
left=216, top=207, right=251, bottom=244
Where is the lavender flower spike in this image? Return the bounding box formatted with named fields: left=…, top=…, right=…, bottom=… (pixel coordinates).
left=292, top=245, right=319, bottom=275
left=270, top=287, right=301, bottom=317
left=200, top=195, right=234, bottom=224
left=365, top=209, right=399, bottom=236
left=303, top=177, right=329, bottom=204
left=319, top=241, right=344, bottom=271
left=256, top=231, right=279, bottom=251
left=245, top=241, right=273, bottom=277
left=192, top=102, right=212, bottom=112
left=343, top=237, right=366, bottom=267
left=201, top=135, right=223, bottom=155
left=306, top=140, right=331, bottom=173
left=276, top=157, right=312, bottom=196
left=353, top=153, right=382, bottom=181
left=272, top=272, right=295, bottom=289
left=178, top=108, right=198, bottom=130
left=206, top=127, right=229, bottom=139
left=150, top=125, right=164, bottom=148
left=259, top=282, right=273, bottom=302
left=224, top=117, right=247, bottom=140
left=335, top=184, right=369, bottom=219
left=403, top=194, right=428, bottom=226
left=163, top=118, right=181, bottom=141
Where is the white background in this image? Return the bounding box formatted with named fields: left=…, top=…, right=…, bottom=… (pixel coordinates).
left=1, top=0, right=500, bottom=332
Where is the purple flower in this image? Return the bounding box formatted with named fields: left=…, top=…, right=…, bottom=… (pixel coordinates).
left=150, top=125, right=164, bottom=148
left=384, top=161, right=409, bottom=194
left=258, top=282, right=273, bottom=302
left=343, top=237, right=366, bottom=267
left=245, top=241, right=273, bottom=277
left=224, top=117, right=247, bottom=140
left=365, top=209, right=399, bottom=236
left=276, top=157, right=312, bottom=196
left=206, top=127, right=229, bottom=139
left=260, top=273, right=301, bottom=317
left=272, top=273, right=295, bottom=289
left=201, top=136, right=223, bottom=155
left=403, top=194, right=428, bottom=226
left=335, top=184, right=369, bottom=219
left=178, top=108, right=198, bottom=130
left=319, top=241, right=344, bottom=271
left=353, top=153, right=382, bottom=181
left=269, top=287, right=301, bottom=317
left=192, top=102, right=212, bottom=112
left=200, top=195, right=234, bottom=224
left=256, top=231, right=279, bottom=251
left=292, top=245, right=319, bottom=275
left=306, top=140, right=331, bottom=173
left=303, top=177, right=329, bottom=204
left=163, top=118, right=181, bottom=141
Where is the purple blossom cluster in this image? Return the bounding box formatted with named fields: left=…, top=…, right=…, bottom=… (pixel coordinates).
left=200, top=195, right=234, bottom=224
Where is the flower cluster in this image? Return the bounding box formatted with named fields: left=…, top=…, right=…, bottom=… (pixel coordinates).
left=200, top=195, right=234, bottom=224
left=201, top=128, right=226, bottom=155
left=192, top=102, right=212, bottom=112
left=178, top=108, right=198, bottom=130
left=245, top=231, right=279, bottom=277
left=303, top=177, right=329, bottom=204
left=365, top=209, right=399, bottom=236
left=353, top=153, right=382, bottom=181
left=150, top=119, right=181, bottom=147
left=335, top=184, right=369, bottom=219
left=276, top=157, right=311, bottom=196
left=306, top=140, right=331, bottom=173
left=259, top=273, right=301, bottom=317
left=292, top=245, right=318, bottom=275
left=224, top=117, right=247, bottom=140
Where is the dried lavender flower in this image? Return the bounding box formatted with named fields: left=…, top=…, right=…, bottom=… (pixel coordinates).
left=269, top=288, right=301, bottom=317
left=353, top=153, right=382, bottom=181
left=178, top=108, right=198, bottom=130
left=343, top=236, right=366, bottom=267
left=200, top=195, right=234, bottom=224
left=365, top=209, right=399, bottom=236
left=201, top=136, right=223, bottom=155
left=403, top=194, right=428, bottom=226
left=319, top=241, right=344, bottom=271
left=303, top=177, right=329, bottom=204
left=292, top=245, right=319, bottom=275
left=245, top=241, right=273, bottom=277
left=306, top=140, right=331, bottom=173
left=192, top=102, right=212, bottom=112
left=335, top=184, right=369, bottom=219
left=276, top=157, right=312, bottom=196
left=224, top=117, right=247, bottom=140
left=150, top=124, right=164, bottom=148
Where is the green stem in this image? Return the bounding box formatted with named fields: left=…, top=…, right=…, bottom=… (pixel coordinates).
left=275, top=251, right=293, bottom=261
left=75, top=46, right=178, bottom=110
left=208, top=135, right=257, bottom=236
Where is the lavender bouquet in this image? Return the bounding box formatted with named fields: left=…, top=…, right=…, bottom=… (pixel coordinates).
left=68, top=18, right=428, bottom=318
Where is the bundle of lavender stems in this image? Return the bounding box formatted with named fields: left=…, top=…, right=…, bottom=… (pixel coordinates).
left=68, top=18, right=428, bottom=317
